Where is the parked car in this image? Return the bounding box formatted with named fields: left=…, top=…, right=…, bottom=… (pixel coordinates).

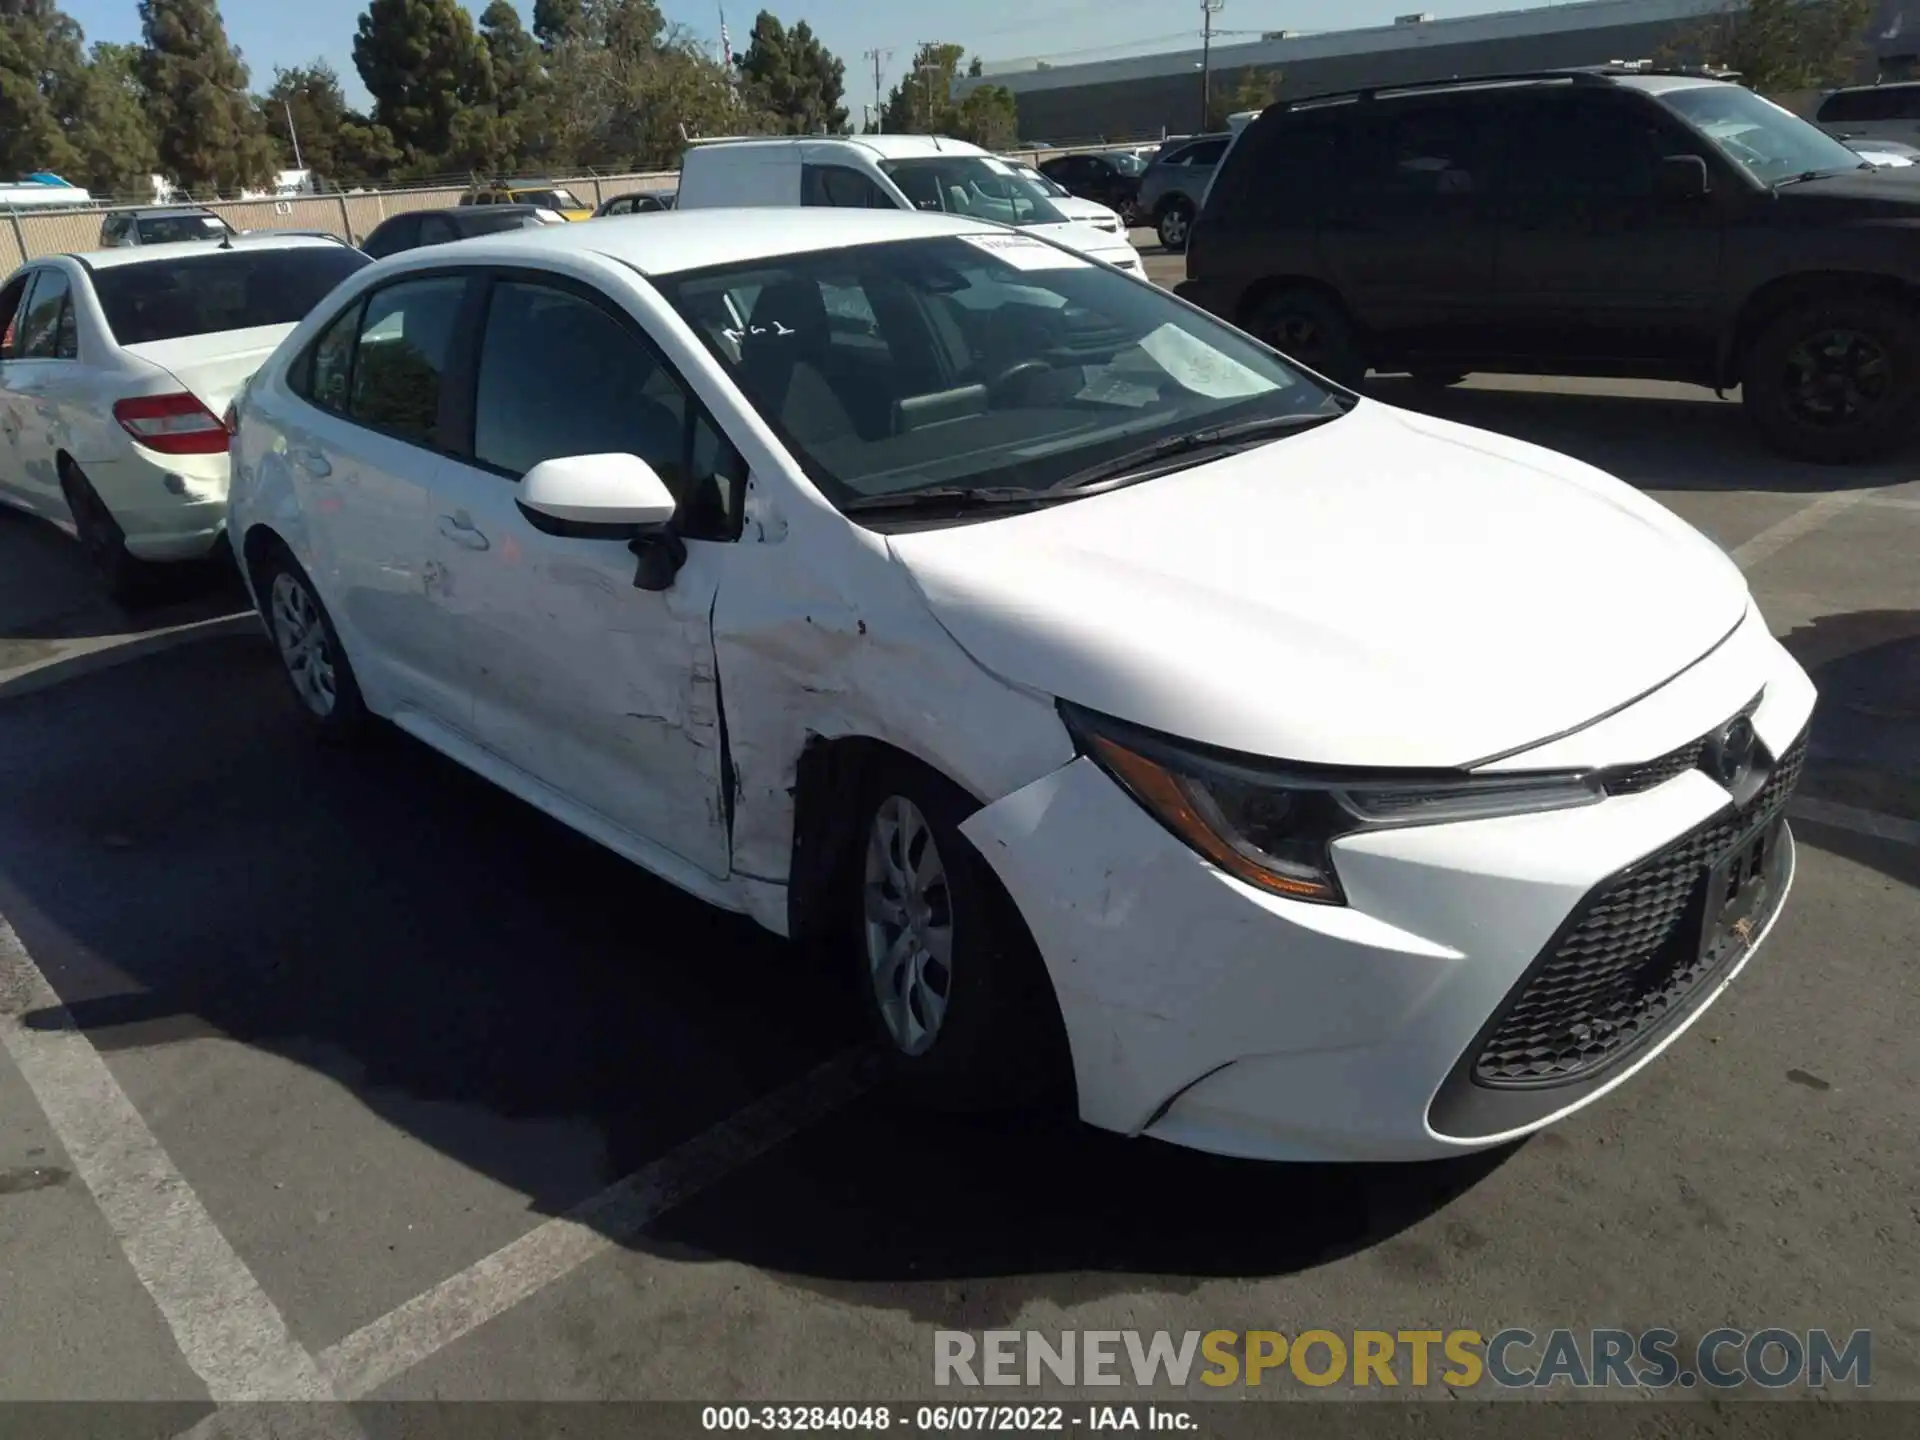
left=1135, top=131, right=1232, bottom=251
left=0, top=234, right=369, bottom=597
left=227, top=207, right=1813, bottom=1162
left=1183, top=66, right=1920, bottom=463
left=460, top=182, right=593, bottom=221
left=595, top=191, right=677, bottom=216
left=1814, top=80, right=1920, bottom=149
left=100, top=206, right=236, bottom=248
left=1844, top=136, right=1920, bottom=167
left=675, top=134, right=1144, bottom=274
left=1037, top=149, right=1144, bottom=223
left=360, top=205, right=566, bottom=259
left=1002, top=159, right=1129, bottom=235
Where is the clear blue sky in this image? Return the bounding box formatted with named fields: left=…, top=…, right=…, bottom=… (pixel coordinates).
left=60, top=0, right=1563, bottom=112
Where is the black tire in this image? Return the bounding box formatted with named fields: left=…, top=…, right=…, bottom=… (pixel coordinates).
left=250, top=541, right=371, bottom=744
left=1742, top=292, right=1920, bottom=464
left=1155, top=198, right=1195, bottom=253
left=1246, top=287, right=1365, bottom=388
left=1408, top=369, right=1468, bottom=389
left=61, top=462, right=151, bottom=606
left=848, top=758, right=1071, bottom=1114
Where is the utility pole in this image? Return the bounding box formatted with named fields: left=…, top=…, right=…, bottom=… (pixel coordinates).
left=918, top=49, right=944, bottom=132
left=862, top=48, right=892, bottom=133
left=282, top=99, right=305, bottom=173
left=1200, top=0, right=1225, bottom=132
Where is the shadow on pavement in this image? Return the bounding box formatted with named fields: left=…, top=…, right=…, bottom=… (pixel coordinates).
left=0, top=637, right=1495, bottom=1301
left=1363, top=377, right=1912, bottom=494
left=0, top=505, right=246, bottom=647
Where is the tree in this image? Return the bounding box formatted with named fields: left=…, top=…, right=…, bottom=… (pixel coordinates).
left=880, top=41, right=963, bottom=134
left=737, top=11, right=847, bottom=135
left=0, top=0, right=87, bottom=183
left=1666, top=0, right=1872, bottom=92
left=353, top=0, right=494, bottom=171
left=531, top=0, right=583, bottom=51
left=950, top=84, right=1018, bottom=149
left=260, top=61, right=398, bottom=188
left=1210, top=65, right=1279, bottom=129
left=137, top=0, right=274, bottom=193
left=65, top=42, right=159, bottom=195
left=480, top=0, right=542, bottom=99
left=967, top=55, right=982, bottom=78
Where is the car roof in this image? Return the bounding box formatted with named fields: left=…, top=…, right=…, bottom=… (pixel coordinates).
left=121, top=205, right=220, bottom=218
left=61, top=233, right=351, bottom=270
left=1275, top=66, right=1738, bottom=112
left=690, top=133, right=987, bottom=161
left=372, top=207, right=1005, bottom=278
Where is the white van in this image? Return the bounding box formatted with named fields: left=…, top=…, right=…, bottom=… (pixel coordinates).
left=675, top=134, right=1146, bottom=276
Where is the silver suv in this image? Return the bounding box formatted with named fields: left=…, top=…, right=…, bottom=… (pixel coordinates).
left=1814, top=81, right=1920, bottom=149
left=100, top=207, right=236, bottom=248
left=1135, top=132, right=1232, bottom=252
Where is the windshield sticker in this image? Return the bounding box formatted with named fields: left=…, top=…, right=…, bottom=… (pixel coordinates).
left=959, top=232, right=1091, bottom=270
left=1075, top=366, right=1160, bottom=408
left=1138, top=323, right=1279, bottom=399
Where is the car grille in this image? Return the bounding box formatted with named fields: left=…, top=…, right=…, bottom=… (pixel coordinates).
left=1600, top=693, right=1762, bottom=796
left=1472, top=727, right=1808, bottom=1088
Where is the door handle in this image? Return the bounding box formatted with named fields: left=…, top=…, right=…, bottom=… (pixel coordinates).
left=437, top=513, right=491, bottom=551
left=290, top=447, right=332, bottom=477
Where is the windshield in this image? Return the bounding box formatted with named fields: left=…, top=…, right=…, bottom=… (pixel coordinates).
left=516, top=188, right=584, bottom=210
left=1660, top=84, right=1866, bottom=186
left=1014, top=165, right=1070, bottom=199
left=656, top=233, right=1346, bottom=512
left=879, top=157, right=1068, bottom=226
left=93, top=247, right=371, bottom=345
left=136, top=214, right=231, bottom=244
left=1102, top=151, right=1147, bottom=176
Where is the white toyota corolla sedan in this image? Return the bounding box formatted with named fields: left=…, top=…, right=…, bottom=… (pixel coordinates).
left=226, top=208, right=1815, bottom=1162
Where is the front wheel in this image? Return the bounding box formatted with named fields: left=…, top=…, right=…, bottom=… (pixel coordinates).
left=1743, top=293, right=1920, bottom=464
left=852, top=762, right=1070, bottom=1113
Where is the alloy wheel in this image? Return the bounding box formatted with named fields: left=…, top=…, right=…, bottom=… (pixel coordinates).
left=269, top=571, right=338, bottom=718
left=1159, top=207, right=1190, bottom=247
left=1782, top=327, right=1891, bottom=429
left=862, top=794, right=954, bottom=1057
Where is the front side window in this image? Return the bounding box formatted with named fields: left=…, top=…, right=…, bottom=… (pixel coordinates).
left=91, top=247, right=372, bottom=345
left=1181, top=138, right=1229, bottom=167
left=471, top=279, right=743, bottom=536
left=1506, top=95, right=1681, bottom=198
left=136, top=213, right=229, bottom=245
left=419, top=215, right=458, bottom=246
left=879, top=157, right=1066, bottom=226
left=1661, top=83, right=1867, bottom=186
left=657, top=233, right=1346, bottom=513
left=16, top=270, right=72, bottom=359
left=0, top=274, right=31, bottom=356
left=349, top=276, right=467, bottom=445
left=803, top=165, right=893, bottom=209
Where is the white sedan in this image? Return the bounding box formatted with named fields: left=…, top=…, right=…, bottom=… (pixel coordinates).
left=1005, top=159, right=1131, bottom=237
left=226, top=209, right=1814, bottom=1162
left=0, top=234, right=369, bottom=598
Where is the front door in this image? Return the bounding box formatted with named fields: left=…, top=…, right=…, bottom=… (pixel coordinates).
left=1320, top=96, right=1504, bottom=364
left=423, top=270, right=748, bottom=878
left=0, top=270, right=43, bottom=513
left=1491, top=90, right=1726, bottom=372
left=0, top=268, right=77, bottom=516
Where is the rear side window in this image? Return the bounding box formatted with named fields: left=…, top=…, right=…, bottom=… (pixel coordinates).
left=0, top=273, right=30, bottom=354
left=464, top=210, right=543, bottom=235
left=349, top=277, right=466, bottom=445
left=1208, top=115, right=1351, bottom=223
left=419, top=215, right=458, bottom=246
left=1177, top=138, right=1229, bottom=167
left=91, top=247, right=372, bottom=345
left=1818, top=86, right=1920, bottom=122
left=1357, top=101, right=1498, bottom=197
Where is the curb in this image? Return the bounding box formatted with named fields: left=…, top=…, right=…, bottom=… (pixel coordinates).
left=0, top=612, right=264, bottom=703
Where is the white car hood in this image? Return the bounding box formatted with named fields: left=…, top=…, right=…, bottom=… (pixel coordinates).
left=887, top=401, right=1750, bottom=768
left=1019, top=218, right=1139, bottom=266
left=1045, top=196, right=1127, bottom=233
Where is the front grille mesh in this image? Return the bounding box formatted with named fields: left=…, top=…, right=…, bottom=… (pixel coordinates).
left=1601, top=693, right=1762, bottom=796
left=1473, top=728, right=1808, bottom=1087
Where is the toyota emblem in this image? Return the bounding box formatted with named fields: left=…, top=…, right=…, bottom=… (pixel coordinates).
left=1704, top=715, right=1758, bottom=789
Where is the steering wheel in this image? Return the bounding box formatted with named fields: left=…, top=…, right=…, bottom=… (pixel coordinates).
left=985, top=358, right=1053, bottom=401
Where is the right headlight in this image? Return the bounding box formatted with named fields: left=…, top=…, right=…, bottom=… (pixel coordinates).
left=1061, top=702, right=1604, bottom=906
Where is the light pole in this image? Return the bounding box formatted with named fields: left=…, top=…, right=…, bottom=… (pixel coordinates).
left=282, top=99, right=305, bottom=173
left=1200, top=0, right=1225, bottom=132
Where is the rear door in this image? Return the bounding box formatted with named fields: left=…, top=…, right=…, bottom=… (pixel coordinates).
left=1319, top=94, right=1504, bottom=363
left=0, top=271, right=41, bottom=510
left=2, top=266, right=80, bottom=512
left=1491, top=88, right=1725, bottom=371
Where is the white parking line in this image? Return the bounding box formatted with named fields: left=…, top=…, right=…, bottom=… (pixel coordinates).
left=0, top=914, right=335, bottom=1403
left=1729, top=491, right=1865, bottom=569
left=1790, top=797, right=1920, bottom=848
left=317, top=1048, right=873, bottom=1400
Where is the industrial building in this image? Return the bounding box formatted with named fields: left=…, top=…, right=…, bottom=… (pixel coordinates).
left=955, top=0, right=1919, bottom=142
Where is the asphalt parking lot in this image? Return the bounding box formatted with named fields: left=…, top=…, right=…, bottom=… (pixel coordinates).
left=1, top=236, right=1917, bottom=1424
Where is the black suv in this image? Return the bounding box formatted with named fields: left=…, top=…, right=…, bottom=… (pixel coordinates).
left=1180, top=68, right=1920, bottom=463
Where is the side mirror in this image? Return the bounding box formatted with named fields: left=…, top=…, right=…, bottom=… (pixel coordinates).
left=1654, top=154, right=1710, bottom=201
left=516, top=452, right=688, bottom=591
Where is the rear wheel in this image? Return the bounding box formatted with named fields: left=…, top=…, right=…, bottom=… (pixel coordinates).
left=1742, top=292, right=1920, bottom=464
left=1246, top=288, right=1365, bottom=388
left=61, top=462, right=150, bottom=606
left=1155, top=198, right=1195, bottom=253
left=253, top=544, right=370, bottom=743
left=851, top=760, right=1070, bottom=1113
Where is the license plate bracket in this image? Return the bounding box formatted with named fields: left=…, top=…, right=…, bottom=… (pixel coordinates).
left=1699, top=811, right=1787, bottom=971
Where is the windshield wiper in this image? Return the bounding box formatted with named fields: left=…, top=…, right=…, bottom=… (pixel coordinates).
left=1773, top=167, right=1860, bottom=188
left=1043, top=410, right=1344, bottom=495
left=840, top=485, right=1071, bottom=516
